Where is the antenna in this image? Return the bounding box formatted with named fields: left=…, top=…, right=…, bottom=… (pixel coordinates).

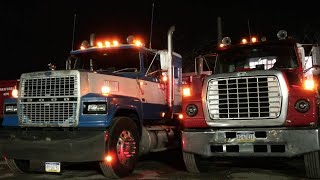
left=217, top=17, right=222, bottom=46
left=149, top=1, right=155, bottom=49
left=71, top=13, right=77, bottom=51
left=247, top=19, right=251, bottom=42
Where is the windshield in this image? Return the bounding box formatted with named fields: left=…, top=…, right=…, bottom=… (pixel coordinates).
left=69, top=48, right=141, bottom=73
left=215, top=44, right=299, bottom=74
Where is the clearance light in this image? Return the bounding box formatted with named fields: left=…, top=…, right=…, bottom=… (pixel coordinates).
left=105, top=155, right=113, bottom=163
left=162, top=75, right=168, bottom=82
left=183, top=87, right=191, bottom=97
left=112, top=40, right=119, bottom=46
left=241, top=38, right=248, bottom=44
left=12, top=89, right=18, bottom=98
left=161, top=112, right=165, bottom=118
left=101, top=86, right=111, bottom=95
left=105, top=41, right=111, bottom=47
left=219, top=43, right=224, bottom=48
left=97, top=42, right=103, bottom=48
left=178, top=114, right=183, bottom=119
left=304, top=79, right=315, bottom=90
left=134, top=40, right=143, bottom=46
left=251, top=37, right=257, bottom=43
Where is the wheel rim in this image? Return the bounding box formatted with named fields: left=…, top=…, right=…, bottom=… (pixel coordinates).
left=116, top=130, right=137, bottom=166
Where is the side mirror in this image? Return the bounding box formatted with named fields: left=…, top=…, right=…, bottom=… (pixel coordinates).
left=312, top=45, right=320, bottom=67
left=195, top=56, right=203, bottom=75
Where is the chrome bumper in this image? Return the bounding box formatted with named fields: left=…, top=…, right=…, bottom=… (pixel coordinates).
left=182, top=128, right=320, bottom=157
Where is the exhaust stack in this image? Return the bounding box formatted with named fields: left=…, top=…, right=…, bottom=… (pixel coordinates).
left=167, top=26, right=175, bottom=112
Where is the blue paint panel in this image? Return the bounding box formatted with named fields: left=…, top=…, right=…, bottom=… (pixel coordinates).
left=142, top=103, right=168, bottom=121
left=2, top=115, right=19, bottom=126
left=2, top=98, right=19, bottom=127
left=78, top=93, right=142, bottom=128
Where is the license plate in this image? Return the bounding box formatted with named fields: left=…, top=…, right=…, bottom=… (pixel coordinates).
left=236, top=132, right=255, bottom=142
left=45, top=162, right=61, bottom=173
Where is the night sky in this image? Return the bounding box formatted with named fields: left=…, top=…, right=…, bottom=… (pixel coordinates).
left=1, top=0, right=320, bottom=80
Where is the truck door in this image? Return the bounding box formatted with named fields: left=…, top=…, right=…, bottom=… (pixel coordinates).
left=139, top=52, right=167, bottom=121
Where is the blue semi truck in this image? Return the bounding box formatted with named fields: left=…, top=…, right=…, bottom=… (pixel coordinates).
left=0, top=26, right=182, bottom=178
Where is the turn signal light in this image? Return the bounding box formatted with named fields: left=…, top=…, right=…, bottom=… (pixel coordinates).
left=12, top=89, right=18, bottom=98
left=101, top=86, right=111, bottom=95
left=304, top=79, right=315, bottom=90
left=105, top=155, right=113, bottom=163
left=183, top=87, right=191, bottom=97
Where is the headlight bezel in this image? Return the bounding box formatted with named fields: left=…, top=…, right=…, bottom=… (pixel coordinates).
left=4, top=104, right=18, bottom=114
left=294, top=99, right=310, bottom=113
left=83, top=102, right=107, bottom=114
left=186, top=104, right=198, bottom=117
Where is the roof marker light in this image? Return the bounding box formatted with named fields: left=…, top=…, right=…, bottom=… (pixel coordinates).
left=97, top=42, right=103, bottom=48
left=105, top=41, right=111, bottom=47
left=241, top=38, right=248, bottom=44
left=251, top=37, right=257, bottom=43
left=112, top=40, right=119, bottom=46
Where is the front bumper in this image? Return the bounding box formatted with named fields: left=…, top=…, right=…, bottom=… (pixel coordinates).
left=182, top=128, right=320, bottom=157
left=0, top=128, right=106, bottom=162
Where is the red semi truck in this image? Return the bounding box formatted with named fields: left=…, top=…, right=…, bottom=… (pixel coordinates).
left=181, top=30, right=320, bottom=179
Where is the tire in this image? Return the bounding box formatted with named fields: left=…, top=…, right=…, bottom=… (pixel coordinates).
left=5, top=158, right=30, bottom=173
left=304, top=151, right=320, bottom=179
left=99, top=116, right=139, bottom=178
left=183, top=151, right=209, bottom=173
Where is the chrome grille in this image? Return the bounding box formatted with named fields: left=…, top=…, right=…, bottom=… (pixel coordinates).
left=21, top=76, right=76, bottom=97
left=207, top=76, right=281, bottom=120
left=20, top=102, right=77, bottom=125
left=19, top=74, right=79, bottom=127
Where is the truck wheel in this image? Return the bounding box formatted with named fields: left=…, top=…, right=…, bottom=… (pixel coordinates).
left=99, top=116, right=139, bottom=178
left=183, top=151, right=208, bottom=173
left=5, top=158, right=30, bottom=173
left=304, top=151, right=320, bottom=179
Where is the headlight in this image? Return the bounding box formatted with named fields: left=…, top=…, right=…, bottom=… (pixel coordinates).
left=5, top=104, right=17, bottom=114
left=186, top=104, right=198, bottom=117
left=88, top=104, right=106, bottom=112
left=83, top=102, right=107, bottom=114
left=295, top=99, right=310, bottom=113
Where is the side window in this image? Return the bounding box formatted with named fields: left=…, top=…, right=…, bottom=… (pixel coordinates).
left=144, top=52, right=161, bottom=79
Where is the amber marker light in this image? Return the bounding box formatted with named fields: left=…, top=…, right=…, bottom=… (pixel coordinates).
left=97, top=42, right=103, bottom=48
left=241, top=38, right=248, bottom=44
left=113, top=40, right=119, bottom=46
left=183, top=87, right=191, bottom=97
left=101, top=86, right=111, bottom=95
left=162, top=75, right=168, bottom=82
left=304, top=79, right=315, bottom=90
left=134, top=40, right=143, bottom=46
left=251, top=37, right=258, bottom=43
left=105, top=41, right=111, bottom=47
left=12, top=89, right=18, bottom=98
left=105, top=155, right=113, bottom=163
